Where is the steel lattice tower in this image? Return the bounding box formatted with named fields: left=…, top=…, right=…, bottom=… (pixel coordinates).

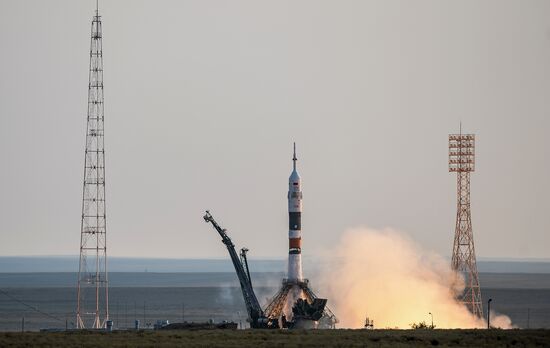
left=448, top=130, right=483, bottom=318
left=76, top=4, right=109, bottom=329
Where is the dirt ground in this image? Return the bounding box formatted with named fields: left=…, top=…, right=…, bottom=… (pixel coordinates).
left=1, top=329, right=549, bottom=347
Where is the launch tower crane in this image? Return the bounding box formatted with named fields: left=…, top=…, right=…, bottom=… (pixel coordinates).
left=203, top=211, right=272, bottom=328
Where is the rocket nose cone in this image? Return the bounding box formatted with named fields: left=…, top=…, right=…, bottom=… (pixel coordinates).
left=289, top=170, right=301, bottom=182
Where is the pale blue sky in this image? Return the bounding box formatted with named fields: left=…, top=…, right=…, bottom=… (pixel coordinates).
left=0, top=0, right=549, bottom=259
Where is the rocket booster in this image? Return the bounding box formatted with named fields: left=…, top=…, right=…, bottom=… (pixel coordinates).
left=288, top=143, right=303, bottom=281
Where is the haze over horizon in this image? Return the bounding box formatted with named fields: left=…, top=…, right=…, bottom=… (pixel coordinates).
left=1, top=255, right=550, bottom=274
left=1, top=0, right=549, bottom=260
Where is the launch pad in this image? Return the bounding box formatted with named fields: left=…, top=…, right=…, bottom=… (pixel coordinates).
left=264, top=278, right=337, bottom=329
left=203, top=211, right=337, bottom=329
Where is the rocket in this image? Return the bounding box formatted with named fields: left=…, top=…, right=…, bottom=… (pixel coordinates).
left=288, top=143, right=303, bottom=281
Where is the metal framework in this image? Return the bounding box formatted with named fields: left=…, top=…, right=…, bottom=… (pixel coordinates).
left=76, top=4, right=109, bottom=329
left=203, top=211, right=266, bottom=327
left=449, top=132, right=483, bottom=318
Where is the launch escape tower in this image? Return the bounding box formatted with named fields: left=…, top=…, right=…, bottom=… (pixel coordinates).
left=449, top=130, right=483, bottom=318
left=76, top=4, right=109, bottom=329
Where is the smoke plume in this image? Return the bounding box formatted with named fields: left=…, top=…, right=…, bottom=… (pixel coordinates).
left=317, top=227, right=513, bottom=329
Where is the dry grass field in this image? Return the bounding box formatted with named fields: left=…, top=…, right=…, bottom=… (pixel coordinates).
left=1, top=329, right=549, bottom=347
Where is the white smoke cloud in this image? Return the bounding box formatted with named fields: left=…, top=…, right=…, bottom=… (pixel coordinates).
left=316, top=227, right=513, bottom=329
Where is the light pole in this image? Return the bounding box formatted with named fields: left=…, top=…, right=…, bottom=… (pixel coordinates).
left=428, top=312, right=433, bottom=328
left=487, top=299, right=492, bottom=329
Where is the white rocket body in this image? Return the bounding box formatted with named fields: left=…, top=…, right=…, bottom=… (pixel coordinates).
left=287, top=144, right=303, bottom=281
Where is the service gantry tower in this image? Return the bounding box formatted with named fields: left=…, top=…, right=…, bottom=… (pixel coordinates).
left=76, top=3, right=109, bottom=329
left=448, top=129, right=483, bottom=318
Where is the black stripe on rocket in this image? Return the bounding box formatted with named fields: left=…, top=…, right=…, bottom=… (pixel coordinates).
left=289, top=212, right=301, bottom=230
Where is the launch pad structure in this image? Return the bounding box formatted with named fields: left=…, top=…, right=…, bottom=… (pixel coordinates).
left=449, top=130, right=483, bottom=318
left=263, top=278, right=337, bottom=329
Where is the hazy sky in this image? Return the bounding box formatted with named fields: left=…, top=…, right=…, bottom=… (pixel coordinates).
left=1, top=0, right=549, bottom=259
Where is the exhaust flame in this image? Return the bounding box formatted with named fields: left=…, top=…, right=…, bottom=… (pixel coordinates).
left=318, top=227, right=513, bottom=329
left=283, top=286, right=305, bottom=320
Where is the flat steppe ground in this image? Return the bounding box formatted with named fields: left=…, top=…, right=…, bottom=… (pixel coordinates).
left=1, top=329, right=550, bottom=347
